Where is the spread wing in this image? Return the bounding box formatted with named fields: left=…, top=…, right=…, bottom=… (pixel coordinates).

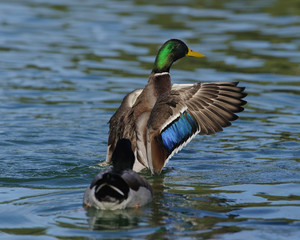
left=146, top=82, right=247, bottom=174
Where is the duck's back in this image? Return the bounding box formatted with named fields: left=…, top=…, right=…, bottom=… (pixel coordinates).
left=106, top=72, right=172, bottom=171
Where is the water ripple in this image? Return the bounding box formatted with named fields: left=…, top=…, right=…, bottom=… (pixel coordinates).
left=0, top=0, right=300, bottom=239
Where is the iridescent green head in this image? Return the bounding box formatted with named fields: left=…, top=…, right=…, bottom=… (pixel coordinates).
left=152, top=39, right=205, bottom=73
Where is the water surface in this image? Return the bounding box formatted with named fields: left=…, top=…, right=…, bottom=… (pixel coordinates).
left=1, top=0, right=300, bottom=239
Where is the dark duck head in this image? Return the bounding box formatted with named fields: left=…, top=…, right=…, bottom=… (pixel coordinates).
left=152, top=39, right=205, bottom=73
left=84, top=139, right=153, bottom=210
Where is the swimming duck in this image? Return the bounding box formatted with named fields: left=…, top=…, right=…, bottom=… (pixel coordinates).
left=84, top=139, right=153, bottom=210
left=106, top=39, right=247, bottom=174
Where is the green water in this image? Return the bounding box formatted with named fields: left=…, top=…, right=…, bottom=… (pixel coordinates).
left=1, top=0, right=300, bottom=239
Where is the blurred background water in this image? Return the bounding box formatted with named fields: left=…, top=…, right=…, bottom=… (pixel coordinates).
left=1, top=0, right=300, bottom=239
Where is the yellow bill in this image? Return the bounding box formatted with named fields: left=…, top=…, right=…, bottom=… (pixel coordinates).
left=186, top=48, right=205, bottom=58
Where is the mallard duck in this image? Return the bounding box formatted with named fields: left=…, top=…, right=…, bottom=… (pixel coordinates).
left=84, top=139, right=153, bottom=210
left=105, top=39, right=247, bottom=174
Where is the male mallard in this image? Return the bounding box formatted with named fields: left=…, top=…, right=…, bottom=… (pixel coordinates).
left=106, top=39, right=247, bottom=174
left=84, top=139, right=153, bottom=210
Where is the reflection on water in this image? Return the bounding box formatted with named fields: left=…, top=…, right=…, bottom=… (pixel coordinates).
left=0, top=0, right=300, bottom=239
left=86, top=207, right=150, bottom=231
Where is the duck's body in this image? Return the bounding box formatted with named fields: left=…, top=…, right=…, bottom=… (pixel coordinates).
left=105, top=39, right=247, bottom=174
left=84, top=168, right=152, bottom=210
left=107, top=72, right=173, bottom=172
left=84, top=139, right=153, bottom=210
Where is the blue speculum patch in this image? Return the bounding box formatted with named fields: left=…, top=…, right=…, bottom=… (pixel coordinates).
left=161, top=112, right=197, bottom=155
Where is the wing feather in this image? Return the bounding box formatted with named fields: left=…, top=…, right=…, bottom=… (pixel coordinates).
left=147, top=82, right=247, bottom=173
left=106, top=89, right=143, bottom=163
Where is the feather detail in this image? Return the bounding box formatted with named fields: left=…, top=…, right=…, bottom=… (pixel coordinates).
left=161, top=111, right=197, bottom=155
left=147, top=82, right=247, bottom=174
